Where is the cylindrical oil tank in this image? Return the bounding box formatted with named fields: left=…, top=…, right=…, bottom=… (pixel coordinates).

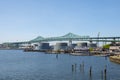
left=54, top=43, right=68, bottom=51
left=71, top=44, right=77, bottom=48
left=77, top=42, right=87, bottom=47
left=39, top=43, right=50, bottom=50
left=89, top=43, right=97, bottom=48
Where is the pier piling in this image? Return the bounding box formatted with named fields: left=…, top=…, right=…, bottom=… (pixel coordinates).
left=72, top=64, right=74, bottom=72
left=80, top=62, right=84, bottom=73
left=89, top=66, right=92, bottom=77
left=89, top=66, right=92, bottom=80
left=56, top=54, right=58, bottom=59
left=104, top=65, right=107, bottom=80
left=74, top=63, right=77, bottom=72
left=80, top=64, right=82, bottom=71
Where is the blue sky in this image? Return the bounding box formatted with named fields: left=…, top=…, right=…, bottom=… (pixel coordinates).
left=0, top=0, right=120, bottom=43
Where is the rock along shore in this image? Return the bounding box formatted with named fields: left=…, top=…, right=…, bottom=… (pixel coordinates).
left=109, top=55, right=120, bottom=64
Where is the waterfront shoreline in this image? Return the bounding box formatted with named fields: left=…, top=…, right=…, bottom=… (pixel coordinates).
left=109, top=56, right=120, bottom=64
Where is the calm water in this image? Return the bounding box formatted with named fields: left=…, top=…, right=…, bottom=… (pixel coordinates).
left=0, top=50, right=120, bottom=80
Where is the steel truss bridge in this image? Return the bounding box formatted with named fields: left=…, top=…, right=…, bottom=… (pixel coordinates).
left=5, top=33, right=120, bottom=45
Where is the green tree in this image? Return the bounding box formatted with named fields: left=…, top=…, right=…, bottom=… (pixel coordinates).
left=89, top=48, right=93, bottom=51
left=103, top=44, right=110, bottom=49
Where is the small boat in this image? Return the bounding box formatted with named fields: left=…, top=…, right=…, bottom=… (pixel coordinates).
left=74, top=47, right=89, bottom=52
left=71, top=47, right=90, bottom=56
left=70, top=52, right=90, bottom=56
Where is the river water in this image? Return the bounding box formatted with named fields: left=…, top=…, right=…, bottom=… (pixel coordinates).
left=0, top=50, right=119, bottom=80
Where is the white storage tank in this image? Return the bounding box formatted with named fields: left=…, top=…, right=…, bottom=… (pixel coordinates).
left=77, top=42, right=88, bottom=47
left=89, top=43, right=97, bottom=48
left=54, top=43, right=68, bottom=51
left=39, top=43, right=50, bottom=50
left=71, top=44, right=77, bottom=48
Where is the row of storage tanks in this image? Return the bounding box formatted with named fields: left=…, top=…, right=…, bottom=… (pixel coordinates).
left=34, top=42, right=97, bottom=51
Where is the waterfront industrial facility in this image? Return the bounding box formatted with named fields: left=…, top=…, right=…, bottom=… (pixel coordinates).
left=0, top=32, right=119, bottom=53
left=0, top=32, right=120, bottom=63
left=0, top=32, right=119, bottom=51
left=1, top=32, right=120, bottom=49
left=0, top=33, right=102, bottom=51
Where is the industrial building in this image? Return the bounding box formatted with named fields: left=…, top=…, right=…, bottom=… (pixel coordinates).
left=77, top=42, right=88, bottom=47
left=71, top=43, right=77, bottom=49
left=39, top=43, right=50, bottom=50
left=89, top=43, right=97, bottom=48
left=54, top=43, right=68, bottom=51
